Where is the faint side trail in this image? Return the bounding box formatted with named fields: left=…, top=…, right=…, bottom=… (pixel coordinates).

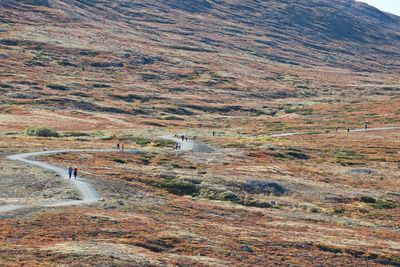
left=269, top=126, right=400, bottom=138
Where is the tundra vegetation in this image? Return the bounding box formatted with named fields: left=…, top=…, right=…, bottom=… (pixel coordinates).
left=0, top=0, right=400, bottom=266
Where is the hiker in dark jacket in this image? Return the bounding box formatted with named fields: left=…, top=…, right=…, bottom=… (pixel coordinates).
left=73, top=168, right=78, bottom=179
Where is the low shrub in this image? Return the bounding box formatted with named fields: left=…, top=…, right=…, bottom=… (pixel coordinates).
left=128, top=136, right=151, bottom=146
left=360, top=196, right=395, bottom=209
left=63, top=131, right=90, bottom=137
left=25, top=127, right=59, bottom=137
left=150, top=179, right=199, bottom=196
left=286, top=151, right=309, bottom=160
left=47, top=84, right=70, bottom=91
left=242, top=198, right=272, bottom=208
left=199, top=186, right=240, bottom=203
left=372, top=199, right=395, bottom=209
left=113, top=158, right=127, bottom=164
left=155, top=139, right=175, bottom=147
left=243, top=180, right=287, bottom=196
left=360, top=196, right=376, bottom=203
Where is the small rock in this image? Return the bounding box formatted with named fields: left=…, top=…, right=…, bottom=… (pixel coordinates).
left=348, top=168, right=375, bottom=175
left=240, top=245, right=254, bottom=253
left=103, top=205, right=116, bottom=210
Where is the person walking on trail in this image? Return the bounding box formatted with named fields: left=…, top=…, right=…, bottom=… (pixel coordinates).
left=347, top=128, right=350, bottom=132
left=185, top=136, right=188, bottom=142
left=117, top=143, right=120, bottom=151
left=181, top=135, right=185, bottom=142
left=335, top=126, right=339, bottom=132
left=73, top=168, right=78, bottom=179
left=365, top=123, right=368, bottom=130
left=68, top=167, right=73, bottom=179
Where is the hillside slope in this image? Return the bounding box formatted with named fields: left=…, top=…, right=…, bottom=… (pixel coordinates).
left=0, top=0, right=399, bottom=117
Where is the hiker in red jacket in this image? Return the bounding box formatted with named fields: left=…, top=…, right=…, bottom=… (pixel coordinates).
left=73, top=168, right=78, bottom=179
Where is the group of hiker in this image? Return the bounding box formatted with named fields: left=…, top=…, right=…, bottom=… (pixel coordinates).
left=336, top=122, right=369, bottom=133
left=174, top=134, right=197, bottom=150
left=176, top=134, right=188, bottom=142
left=67, top=167, right=78, bottom=179
left=116, top=142, right=125, bottom=151
left=175, top=143, right=182, bottom=150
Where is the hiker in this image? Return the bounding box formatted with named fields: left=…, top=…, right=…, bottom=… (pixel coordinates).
left=347, top=128, right=350, bottom=132
left=181, top=135, right=185, bottom=141
left=335, top=126, right=339, bottom=132
left=193, top=136, right=197, bottom=141
left=73, top=168, right=78, bottom=179
left=175, top=143, right=179, bottom=150
left=212, top=131, right=215, bottom=136
left=365, top=123, right=368, bottom=130
left=121, top=143, right=125, bottom=152
left=68, top=167, right=73, bottom=179
left=117, top=143, right=120, bottom=151
left=185, top=136, right=188, bottom=142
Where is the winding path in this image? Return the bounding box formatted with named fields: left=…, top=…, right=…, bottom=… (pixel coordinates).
left=1, top=149, right=120, bottom=213
left=1, top=126, right=399, bottom=214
